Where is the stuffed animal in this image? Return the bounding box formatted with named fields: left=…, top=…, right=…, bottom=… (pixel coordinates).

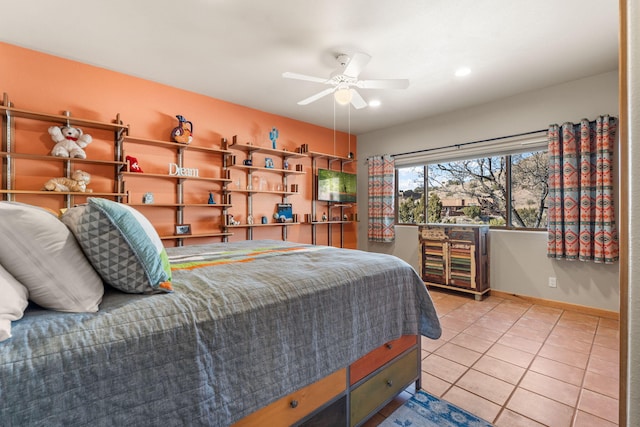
left=126, top=155, right=143, bottom=173
left=43, top=170, right=92, bottom=193
left=48, top=125, right=92, bottom=159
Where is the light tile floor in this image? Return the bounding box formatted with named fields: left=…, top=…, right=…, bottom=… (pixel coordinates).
left=364, top=289, right=620, bottom=426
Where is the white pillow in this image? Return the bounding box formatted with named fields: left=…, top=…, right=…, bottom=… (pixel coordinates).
left=0, top=264, right=29, bottom=342
left=0, top=202, right=104, bottom=312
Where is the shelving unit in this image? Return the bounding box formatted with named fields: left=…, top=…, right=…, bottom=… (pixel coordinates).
left=1, top=93, right=128, bottom=208
left=122, top=135, right=232, bottom=245
left=308, top=150, right=357, bottom=248
left=225, top=136, right=306, bottom=240
left=1, top=93, right=360, bottom=248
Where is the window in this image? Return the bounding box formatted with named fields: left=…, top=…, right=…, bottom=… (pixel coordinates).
left=510, top=152, right=549, bottom=228
left=395, top=150, right=548, bottom=229
left=396, top=166, right=425, bottom=224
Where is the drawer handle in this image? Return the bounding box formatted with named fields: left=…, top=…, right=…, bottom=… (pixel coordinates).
left=386, top=379, right=393, bottom=388
left=290, top=400, right=299, bottom=409
left=386, top=343, right=393, bottom=350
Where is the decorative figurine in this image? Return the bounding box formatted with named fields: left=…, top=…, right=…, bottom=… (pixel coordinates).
left=208, top=192, right=215, bottom=204
left=322, top=212, right=328, bottom=222
left=227, top=214, right=240, bottom=226
left=126, top=155, right=143, bottom=173
left=265, top=158, right=274, bottom=168
left=143, top=192, right=154, bottom=204
left=283, top=159, right=289, bottom=170
left=171, top=115, right=193, bottom=144
left=247, top=214, right=254, bottom=225
left=269, top=127, right=279, bottom=149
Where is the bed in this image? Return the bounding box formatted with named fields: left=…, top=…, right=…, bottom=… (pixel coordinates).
left=0, top=199, right=441, bottom=427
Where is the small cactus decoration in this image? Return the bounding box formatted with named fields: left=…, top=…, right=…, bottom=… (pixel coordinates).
left=269, top=127, right=279, bottom=149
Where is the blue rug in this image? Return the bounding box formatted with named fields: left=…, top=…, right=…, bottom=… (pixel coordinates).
left=379, top=390, right=493, bottom=427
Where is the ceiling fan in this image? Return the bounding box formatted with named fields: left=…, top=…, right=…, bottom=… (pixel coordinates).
left=282, top=52, right=409, bottom=109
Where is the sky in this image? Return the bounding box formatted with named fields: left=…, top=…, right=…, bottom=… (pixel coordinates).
left=397, top=166, right=423, bottom=192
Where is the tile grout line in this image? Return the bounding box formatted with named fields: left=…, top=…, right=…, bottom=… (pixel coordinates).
left=490, top=301, right=564, bottom=425
left=430, top=296, right=540, bottom=424
left=570, top=316, right=618, bottom=427
left=421, top=292, right=619, bottom=426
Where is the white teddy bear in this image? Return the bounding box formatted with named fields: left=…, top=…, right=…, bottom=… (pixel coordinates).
left=48, top=125, right=92, bottom=159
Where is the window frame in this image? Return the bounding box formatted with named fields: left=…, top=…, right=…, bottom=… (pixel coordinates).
left=394, top=151, right=548, bottom=231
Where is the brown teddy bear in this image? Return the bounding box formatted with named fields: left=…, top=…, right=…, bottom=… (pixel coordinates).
left=43, top=170, right=93, bottom=193
left=48, top=125, right=92, bottom=159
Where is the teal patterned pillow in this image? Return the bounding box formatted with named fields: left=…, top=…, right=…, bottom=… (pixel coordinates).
left=63, top=198, right=172, bottom=294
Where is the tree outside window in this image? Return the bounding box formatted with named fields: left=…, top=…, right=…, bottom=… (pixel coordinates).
left=510, top=152, right=549, bottom=228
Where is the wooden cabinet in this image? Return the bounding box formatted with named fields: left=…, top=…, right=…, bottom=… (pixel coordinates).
left=224, top=135, right=307, bottom=240
left=349, top=335, right=417, bottom=385
left=1, top=93, right=128, bottom=209
left=233, top=335, right=420, bottom=427
left=233, top=369, right=346, bottom=427
left=121, top=135, right=232, bottom=245
left=350, top=348, right=419, bottom=427
left=418, top=224, right=490, bottom=300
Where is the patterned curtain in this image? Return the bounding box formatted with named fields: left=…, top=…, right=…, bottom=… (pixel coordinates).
left=368, top=155, right=395, bottom=242
left=547, top=116, right=618, bottom=263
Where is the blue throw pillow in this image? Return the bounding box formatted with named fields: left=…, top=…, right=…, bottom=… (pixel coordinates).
left=63, top=198, right=172, bottom=294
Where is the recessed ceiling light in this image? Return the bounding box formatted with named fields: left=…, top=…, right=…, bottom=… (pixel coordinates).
left=455, top=67, right=471, bottom=77
left=368, top=99, right=381, bottom=107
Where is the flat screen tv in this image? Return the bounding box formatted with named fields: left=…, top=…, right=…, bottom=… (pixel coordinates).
left=316, top=169, right=357, bottom=203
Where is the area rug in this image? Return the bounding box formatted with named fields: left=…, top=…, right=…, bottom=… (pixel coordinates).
left=379, top=390, right=493, bottom=427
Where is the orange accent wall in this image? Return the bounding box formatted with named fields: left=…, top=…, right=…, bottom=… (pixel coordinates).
left=0, top=42, right=357, bottom=248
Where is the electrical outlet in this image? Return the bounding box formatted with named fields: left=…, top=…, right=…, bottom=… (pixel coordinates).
left=548, top=277, right=557, bottom=288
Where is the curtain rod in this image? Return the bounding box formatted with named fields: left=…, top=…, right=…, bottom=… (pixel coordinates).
left=390, top=128, right=547, bottom=159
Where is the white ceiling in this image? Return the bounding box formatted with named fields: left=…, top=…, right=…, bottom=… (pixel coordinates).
left=0, top=0, right=618, bottom=135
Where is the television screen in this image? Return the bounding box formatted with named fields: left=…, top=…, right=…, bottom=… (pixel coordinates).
left=317, top=169, right=357, bottom=203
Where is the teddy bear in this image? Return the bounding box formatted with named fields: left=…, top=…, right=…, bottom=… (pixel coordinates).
left=43, top=170, right=93, bottom=193
left=48, top=125, right=92, bottom=159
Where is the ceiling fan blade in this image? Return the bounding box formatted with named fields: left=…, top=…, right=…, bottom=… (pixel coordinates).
left=342, top=52, right=371, bottom=78
left=357, top=79, right=410, bottom=89
left=297, top=87, right=336, bottom=105
left=350, top=89, right=368, bottom=109
left=282, top=72, right=329, bottom=84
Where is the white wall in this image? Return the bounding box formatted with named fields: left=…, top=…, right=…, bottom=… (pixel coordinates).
left=625, top=0, right=639, bottom=424
left=357, top=71, right=620, bottom=312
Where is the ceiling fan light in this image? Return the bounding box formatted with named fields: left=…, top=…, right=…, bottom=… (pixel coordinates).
left=334, top=87, right=352, bottom=105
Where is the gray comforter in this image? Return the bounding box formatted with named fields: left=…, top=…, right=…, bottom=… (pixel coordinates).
left=0, top=240, right=441, bottom=426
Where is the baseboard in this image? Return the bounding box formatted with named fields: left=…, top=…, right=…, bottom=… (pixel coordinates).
left=490, top=290, right=619, bottom=320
